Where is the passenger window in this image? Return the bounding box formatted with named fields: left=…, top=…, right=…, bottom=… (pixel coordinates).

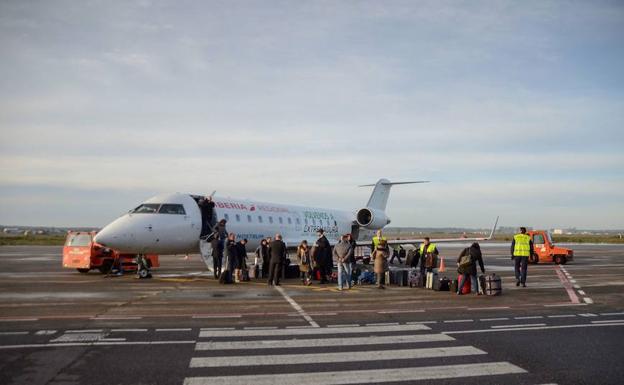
left=279, top=217, right=283, bottom=224
left=224, top=214, right=229, bottom=221
left=533, top=234, right=545, bottom=245
left=132, top=204, right=160, bottom=214
left=258, top=216, right=263, bottom=223
left=158, top=204, right=186, bottom=215
left=288, top=218, right=292, bottom=225
left=269, top=217, right=273, bottom=224
left=235, top=214, right=240, bottom=222
left=247, top=215, right=252, bottom=223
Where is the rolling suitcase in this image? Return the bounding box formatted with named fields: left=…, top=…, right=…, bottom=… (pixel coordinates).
left=485, top=273, right=502, bottom=296
left=408, top=270, right=423, bottom=288
left=478, top=274, right=486, bottom=295
left=433, top=276, right=450, bottom=291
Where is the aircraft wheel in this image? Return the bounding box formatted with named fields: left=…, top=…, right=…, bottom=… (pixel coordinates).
left=554, top=255, right=567, bottom=265
left=98, top=260, right=112, bottom=274
left=77, top=268, right=90, bottom=273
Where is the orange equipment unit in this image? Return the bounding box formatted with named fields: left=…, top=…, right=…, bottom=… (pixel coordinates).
left=527, top=230, right=573, bottom=265
left=62, top=231, right=159, bottom=274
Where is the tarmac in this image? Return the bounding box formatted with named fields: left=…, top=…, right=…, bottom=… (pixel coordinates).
left=1, top=243, right=623, bottom=384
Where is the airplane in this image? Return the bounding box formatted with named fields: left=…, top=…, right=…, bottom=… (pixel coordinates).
left=94, top=178, right=498, bottom=270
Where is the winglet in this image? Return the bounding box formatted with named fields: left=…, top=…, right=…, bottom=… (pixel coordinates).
left=486, top=216, right=499, bottom=240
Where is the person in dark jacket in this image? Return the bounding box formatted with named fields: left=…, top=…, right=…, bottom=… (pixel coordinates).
left=315, top=229, right=332, bottom=284
left=197, top=196, right=215, bottom=237
left=268, top=234, right=287, bottom=286
left=220, top=232, right=238, bottom=284
left=255, top=239, right=270, bottom=278
left=211, top=233, right=223, bottom=279
left=456, top=242, right=485, bottom=295
left=236, top=238, right=248, bottom=272
left=419, top=237, right=439, bottom=275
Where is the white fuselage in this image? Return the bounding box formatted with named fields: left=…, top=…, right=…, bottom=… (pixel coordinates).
left=94, top=193, right=376, bottom=254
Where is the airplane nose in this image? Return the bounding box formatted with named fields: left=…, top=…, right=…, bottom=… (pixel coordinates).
left=94, top=216, right=136, bottom=251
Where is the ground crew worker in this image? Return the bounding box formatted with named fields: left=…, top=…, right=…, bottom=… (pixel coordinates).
left=419, top=237, right=439, bottom=274
left=511, top=227, right=534, bottom=287
left=371, top=230, right=387, bottom=250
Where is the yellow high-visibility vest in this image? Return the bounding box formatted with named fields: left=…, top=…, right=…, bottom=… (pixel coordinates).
left=419, top=243, right=437, bottom=254
left=372, top=236, right=387, bottom=248
left=513, top=233, right=531, bottom=257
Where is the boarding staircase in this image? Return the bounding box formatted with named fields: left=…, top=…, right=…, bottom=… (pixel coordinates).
left=198, top=239, right=215, bottom=275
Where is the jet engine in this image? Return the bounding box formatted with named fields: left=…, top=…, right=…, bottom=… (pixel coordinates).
left=356, top=207, right=390, bottom=229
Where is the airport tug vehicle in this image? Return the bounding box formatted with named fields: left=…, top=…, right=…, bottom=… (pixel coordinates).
left=528, top=230, right=573, bottom=265
left=62, top=231, right=159, bottom=274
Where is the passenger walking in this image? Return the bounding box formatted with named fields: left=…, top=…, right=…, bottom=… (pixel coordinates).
left=456, top=242, right=485, bottom=295
left=315, top=229, right=332, bottom=284
left=511, top=227, right=533, bottom=287
left=210, top=233, right=223, bottom=279
left=197, top=196, right=215, bottom=237
left=236, top=238, right=248, bottom=280
left=296, top=240, right=312, bottom=285
left=264, top=237, right=272, bottom=278
left=333, top=235, right=353, bottom=290
left=419, top=237, right=439, bottom=275
left=389, top=241, right=404, bottom=264
left=268, top=234, right=287, bottom=286
left=373, top=239, right=389, bottom=289
left=220, top=233, right=237, bottom=284
left=255, top=239, right=270, bottom=279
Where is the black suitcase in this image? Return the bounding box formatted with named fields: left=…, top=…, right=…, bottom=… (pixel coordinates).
left=285, top=265, right=300, bottom=279
left=433, top=276, right=451, bottom=291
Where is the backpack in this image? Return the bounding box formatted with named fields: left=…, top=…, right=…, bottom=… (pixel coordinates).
left=458, top=248, right=474, bottom=273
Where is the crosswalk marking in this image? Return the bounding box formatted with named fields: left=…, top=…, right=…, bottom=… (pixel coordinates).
left=183, top=362, right=527, bottom=385
left=184, top=324, right=529, bottom=384
left=190, top=346, right=484, bottom=368
left=195, top=333, right=454, bottom=350
left=198, top=323, right=430, bottom=337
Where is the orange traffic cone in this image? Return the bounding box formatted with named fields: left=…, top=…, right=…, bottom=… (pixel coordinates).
left=438, top=257, right=446, bottom=272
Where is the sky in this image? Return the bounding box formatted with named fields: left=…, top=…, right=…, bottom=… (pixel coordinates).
left=0, top=0, right=623, bottom=229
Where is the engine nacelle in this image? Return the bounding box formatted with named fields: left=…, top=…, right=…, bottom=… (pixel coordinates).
left=356, top=207, right=390, bottom=230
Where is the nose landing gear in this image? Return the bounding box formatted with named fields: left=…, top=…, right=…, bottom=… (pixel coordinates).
left=136, top=254, right=152, bottom=279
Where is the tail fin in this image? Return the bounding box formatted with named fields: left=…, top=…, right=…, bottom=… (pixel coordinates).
left=359, top=179, right=429, bottom=210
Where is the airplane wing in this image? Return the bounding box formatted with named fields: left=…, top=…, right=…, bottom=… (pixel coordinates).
left=358, top=216, right=499, bottom=246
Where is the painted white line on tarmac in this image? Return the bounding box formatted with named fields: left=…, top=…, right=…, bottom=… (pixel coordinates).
left=66, top=329, right=104, bottom=333
left=0, top=340, right=196, bottom=350
left=155, top=328, right=192, bottom=332
left=183, top=362, right=526, bottom=385
left=573, top=284, right=581, bottom=289
left=196, top=333, right=455, bottom=351
left=91, top=316, right=142, bottom=320
left=243, top=326, right=277, bottom=330
left=274, top=285, right=320, bottom=328
left=584, top=297, right=594, bottom=304
left=199, top=323, right=430, bottom=338
left=547, top=314, right=576, bottom=318
left=199, top=327, right=234, bottom=331
left=591, top=319, right=624, bottom=324
left=366, top=322, right=399, bottom=326
left=468, top=307, right=511, bottom=311
left=35, top=330, right=56, bottom=335
left=326, top=324, right=359, bottom=328
left=443, top=322, right=624, bottom=335
left=544, top=303, right=587, bottom=307
left=491, top=323, right=546, bottom=329
left=285, top=325, right=316, bottom=329
left=444, top=319, right=473, bottom=323
left=111, top=329, right=148, bottom=332
left=0, top=318, right=37, bottom=322
left=192, top=315, right=242, bottom=319
left=578, top=290, right=586, bottom=296
left=480, top=318, right=510, bottom=322
left=377, top=309, right=425, bottom=314
left=0, top=331, right=28, bottom=336
left=407, top=321, right=437, bottom=324
left=190, top=346, right=486, bottom=368
left=514, top=316, right=544, bottom=320
left=601, top=312, right=624, bottom=316
left=579, top=313, right=598, bottom=317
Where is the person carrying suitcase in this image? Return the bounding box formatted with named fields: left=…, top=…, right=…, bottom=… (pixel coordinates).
left=456, top=242, right=485, bottom=295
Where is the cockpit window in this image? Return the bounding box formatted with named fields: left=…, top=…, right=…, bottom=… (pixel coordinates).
left=66, top=233, right=92, bottom=246
left=132, top=204, right=160, bottom=214
left=159, top=204, right=186, bottom=215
